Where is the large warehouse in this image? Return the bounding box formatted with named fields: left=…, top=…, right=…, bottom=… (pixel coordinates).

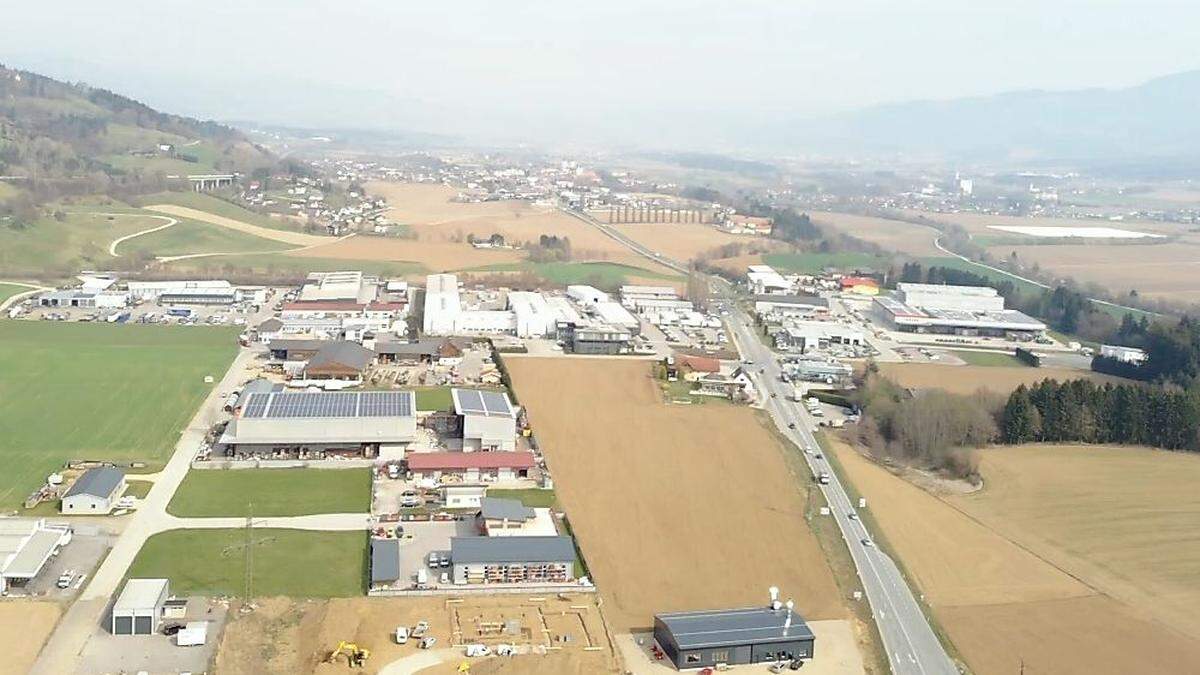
left=872, top=283, right=1046, bottom=339
left=452, top=388, right=519, bottom=451
left=423, top=274, right=517, bottom=336
left=218, top=390, right=417, bottom=459
left=653, top=605, right=815, bottom=670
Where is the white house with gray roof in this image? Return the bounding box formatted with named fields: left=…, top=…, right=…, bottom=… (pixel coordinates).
left=61, top=467, right=125, bottom=514
left=452, top=388, right=518, bottom=451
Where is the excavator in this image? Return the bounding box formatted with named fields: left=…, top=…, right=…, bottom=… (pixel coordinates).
left=327, top=640, right=371, bottom=668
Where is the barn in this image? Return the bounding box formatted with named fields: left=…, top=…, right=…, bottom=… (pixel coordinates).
left=653, top=605, right=815, bottom=670
left=61, top=467, right=126, bottom=514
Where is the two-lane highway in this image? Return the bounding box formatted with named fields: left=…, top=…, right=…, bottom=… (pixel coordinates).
left=725, top=300, right=959, bottom=675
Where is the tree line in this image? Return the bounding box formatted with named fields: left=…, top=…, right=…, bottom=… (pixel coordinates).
left=1000, top=379, right=1200, bottom=451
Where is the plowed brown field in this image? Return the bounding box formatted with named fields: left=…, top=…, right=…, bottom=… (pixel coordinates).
left=505, top=358, right=845, bottom=633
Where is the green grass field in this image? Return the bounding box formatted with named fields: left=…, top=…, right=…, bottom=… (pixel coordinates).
left=465, top=260, right=679, bottom=287
left=127, top=529, right=368, bottom=597
left=949, top=350, right=1028, bottom=367
left=413, top=386, right=454, bottom=411
left=119, top=217, right=295, bottom=257
left=124, top=480, right=154, bottom=500
left=0, top=283, right=32, bottom=304
left=138, top=191, right=301, bottom=232
left=167, top=469, right=371, bottom=517
left=486, top=488, right=557, bottom=508
left=0, top=210, right=156, bottom=276
left=0, top=322, right=239, bottom=509
left=163, top=253, right=426, bottom=279
left=763, top=251, right=891, bottom=274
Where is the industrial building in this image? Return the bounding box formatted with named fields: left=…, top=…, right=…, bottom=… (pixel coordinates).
left=566, top=285, right=610, bottom=306
left=872, top=283, right=1046, bottom=339
left=783, top=357, right=853, bottom=383
left=374, top=337, right=465, bottom=365
left=508, top=291, right=555, bottom=338
left=561, top=323, right=633, bottom=355
left=0, top=518, right=72, bottom=594
left=423, top=274, right=517, bottom=336
left=158, top=286, right=240, bottom=306
left=773, top=321, right=864, bottom=354
left=110, top=578, right=170, bottom=635
left=370, top=539, right=403, bottom=591
left=127, top=280, right=237, bottom=303
left=1101, top=344, right=1147, bottom=364
left=38, top=289, right=129, bottom=309
left=218, top=390, right=417, bottom=458
left=453, top=388, right=518, bottom=451
left=298, top=271, right=376, bottom=303
left=653, top=605, right=815, bottom=669
left=747, top=265, right=792, bottom=295
left=753, top=295, right=829, bottom=320
left=450, top=535, right=577, bottom=585
left=61, top=467, right=126, bottom=514
left=406, top=451, right=536, bottom=483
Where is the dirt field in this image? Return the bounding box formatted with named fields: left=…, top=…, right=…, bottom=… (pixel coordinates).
left=952, top=445, right=1200, bottom=640
left=505, top=358, right=846, bottom=633
left=809, top=212, right=945, bottom=257
left=874, top=363, right=1123, bottom=395
left=145, top=204, right=328, bottom=246
left=988, top=241, right=1200, bottom=302
left=214, top=593, right=616, bottom=675
left=287, top=234, right=523, bottom=271
left=830, top=439, right=1200, bottom=674
left=0, top=601, right=60, bottom=675
left=362, top=182, right=679, bottom=276
left=610, top=222, right=768, bottom=262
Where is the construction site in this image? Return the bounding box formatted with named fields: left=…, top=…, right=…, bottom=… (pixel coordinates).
left=213, top=593, right=618, bottom=674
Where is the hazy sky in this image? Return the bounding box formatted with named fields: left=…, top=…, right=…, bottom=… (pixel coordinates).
left=5, top=0, right=1199, bottom=148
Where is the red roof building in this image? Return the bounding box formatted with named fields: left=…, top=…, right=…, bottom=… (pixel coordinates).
left=406, top=451, right=536, bottom=471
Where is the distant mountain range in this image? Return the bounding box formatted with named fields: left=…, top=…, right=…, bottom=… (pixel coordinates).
left=789, top=70, right=1200, bottom=167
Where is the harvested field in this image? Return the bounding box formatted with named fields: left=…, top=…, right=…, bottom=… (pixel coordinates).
left=145, top=204, right=329, bottom=246
left=610, top=222, right=763, bottom=262
left=954, top=445, right=1200, bottom=640
left=810, top=212, right=945, bottom=257
left=902, top=210, right=1182, bottom=238
left=364, top=182, right=679, bottom=276
left=0, top=601, right=60, bottom=675
left=988, top=241, right=1200, bottom=302
left=214, top=594, right=615, bottom=675
left=875, top=363, right=1122, bottom=395
left=830, top=439, right=1200, bottom=674
left=288, top=235, right=521, bottom=271
left=505, top=358, right=846, bottom=633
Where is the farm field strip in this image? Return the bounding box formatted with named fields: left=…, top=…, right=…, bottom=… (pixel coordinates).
left=145, top=204, right=329, bottom=246
left=829, top=439, right=1200, bottom=674
left=505, top=357, right=846, bottom=633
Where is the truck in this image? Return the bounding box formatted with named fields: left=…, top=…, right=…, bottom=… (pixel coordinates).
left=166, top=306, right=193, bottom=318
left=790, top=385, right=805, bottom=402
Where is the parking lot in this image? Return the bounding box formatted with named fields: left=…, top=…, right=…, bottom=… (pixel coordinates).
left=398, top=520, right=477, bottom=589
left=78, top=598, right=228, bottom=675
left=19, top=524, right=116, bottom=600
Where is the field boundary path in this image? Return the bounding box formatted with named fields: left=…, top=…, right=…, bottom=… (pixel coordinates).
left=145, top=204, right=332, bottom=247
left=153, top=233, right=357, bottom=264
left=104, top=213, right=179, bottom=256
left=0, top=280, right=51, bottom=311
left=933, top=234, right=1157, bottom=317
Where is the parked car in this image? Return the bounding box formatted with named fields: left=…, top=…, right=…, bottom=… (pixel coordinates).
left=56, top=571, right=74, bottom=589
left=394, top=626, right=409, bottom=644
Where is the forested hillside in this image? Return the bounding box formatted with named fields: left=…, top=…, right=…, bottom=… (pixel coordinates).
left=0, top=65, right=272, bottom=223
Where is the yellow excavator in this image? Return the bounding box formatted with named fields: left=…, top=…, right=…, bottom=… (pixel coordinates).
left=327, top=640, right=371, bottom=667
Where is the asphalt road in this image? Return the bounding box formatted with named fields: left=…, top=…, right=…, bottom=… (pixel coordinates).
left=724, top=301, right=959, bottom=675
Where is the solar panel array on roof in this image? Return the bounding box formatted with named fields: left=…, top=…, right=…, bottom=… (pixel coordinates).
left=241, top=391, right=413, bottom=419
left=452, top=388, right=514, bottom=417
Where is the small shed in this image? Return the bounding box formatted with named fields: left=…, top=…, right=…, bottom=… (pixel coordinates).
left=442, top=485, right=486, bottom=509
left=61, top=467, right=125, bottom=514
left=111, top=578, right=170, bottom=635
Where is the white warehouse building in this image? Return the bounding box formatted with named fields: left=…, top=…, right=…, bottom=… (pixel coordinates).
left=896, top=282, right=1006, bottom=312
left=508, top=291, right=555, bottom=338
left=422, top=274, right=517, bottom=336
left=453, top=388, right=519, bottom=451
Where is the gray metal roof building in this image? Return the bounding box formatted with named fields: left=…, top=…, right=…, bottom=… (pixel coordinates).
left=452, top=388, right=515, bottom=418
left=478, top=497, right=535, bottom=522
left=654, top=606, right=816, bottom=669
left=450, top=536, right=576, bottom=564
left=370, top=539, right=402, bottom=585
left=63, top=467, right=124, bottom=499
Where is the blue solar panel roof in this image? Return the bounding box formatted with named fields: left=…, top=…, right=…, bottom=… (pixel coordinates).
left=241, top=390, right=413, bottom=419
